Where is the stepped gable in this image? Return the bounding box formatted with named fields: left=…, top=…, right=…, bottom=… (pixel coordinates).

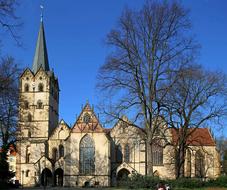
left=71, top=102, right=104, bottom=133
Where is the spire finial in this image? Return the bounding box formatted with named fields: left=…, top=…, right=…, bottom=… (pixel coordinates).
left=40, top=4, right=44, bottom=22
left=32, top=4, right=49, bottom=74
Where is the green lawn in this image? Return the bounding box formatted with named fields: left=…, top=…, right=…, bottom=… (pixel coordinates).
left=6, top=187, right=227, bottom=190
left=107, top=188, right=227, bottom=190
left=169, top=188, right=227, bottom=190
left=111, top=188, right=227, bottom=190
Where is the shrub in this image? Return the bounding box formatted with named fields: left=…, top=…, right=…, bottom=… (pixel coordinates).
left=118, top=174, right=227, bottom=189
left=118, top=173, right=162, bottom=189
left=206, top=175, right=227, bottom=187
left=167, top=178, right=205, bottom=189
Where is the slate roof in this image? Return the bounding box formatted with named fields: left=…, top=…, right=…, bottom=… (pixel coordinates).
left=32, top=20, right=50, bottom=74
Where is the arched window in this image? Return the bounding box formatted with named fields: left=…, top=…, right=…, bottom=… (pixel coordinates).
left=195, top=150, right=205, bottom=178
left=52, top=148, right=58, bottom=161
left=26, top=146, right=30, bottom=163
left=37, top=100, right=43, bottom=109
left=24, top=83, right=29, bottom=92
left=26, top=170, right=30, bottom=177
left=59, top=145, right=64, bottom=158
left=38, top=83, right=44, bottom=92
left=116, top=144, right=123, bottom=163
left=79, top=135, right=95, bottom=174
left=124, top=144, right=130, bottom=163
left=186, top=149, right=191, bottom=177
left=28, top=130, right=31, bottom=138
left=27, top=113, right=32, bottom=122
left=24, top=101, right=29, bottom=109
left=152, top=140, right=163, bottom=166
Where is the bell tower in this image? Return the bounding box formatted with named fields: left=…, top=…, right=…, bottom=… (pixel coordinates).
left=19, top=20, right=59, bottom=139
left=16, top=19, right=59, bottom=186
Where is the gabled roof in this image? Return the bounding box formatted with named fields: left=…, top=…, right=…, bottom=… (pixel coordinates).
left=49, top=119, right=70, bottom=140
left=171, top=128, right=215, bottom=146
left=32, top=20, right=50, bottom=74
left=20, top=68, right=34, bottom=78
left=109, top=116, right=145, bottom=135
left=71, top=102, right=104, bottom=133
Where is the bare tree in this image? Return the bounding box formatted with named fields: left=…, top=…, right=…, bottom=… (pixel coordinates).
left=163, top=64, right=227, bottom=178
left=0, top=0, right=21, bottom=45
left=0, top=56, right=20, bottom=182
left=216, top=136, right=227, bottom=174
left=97, top=1, right=198, bottom=176
left=0, top=56, right=20, bottom=147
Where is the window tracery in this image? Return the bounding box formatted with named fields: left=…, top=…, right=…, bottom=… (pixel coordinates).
left=195, top=150, right=205, bottom=178
left=79, top=135, right=95, bottom=174
left=152, top=139, right=163, bottom=165
left=83, top=113, right=91, bottom=124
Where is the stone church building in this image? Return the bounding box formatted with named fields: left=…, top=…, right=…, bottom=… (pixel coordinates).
left=16, top=20, right=220, bottom=187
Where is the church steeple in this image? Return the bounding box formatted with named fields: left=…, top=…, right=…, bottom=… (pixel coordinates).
left=32, top=20, right=50, bottom=73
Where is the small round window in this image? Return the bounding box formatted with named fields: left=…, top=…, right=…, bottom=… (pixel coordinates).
left=83, top=113, right=91, bottom=124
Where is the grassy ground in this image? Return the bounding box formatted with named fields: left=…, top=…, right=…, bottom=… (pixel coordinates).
left=8, top=188, right=227, bottom=190
left=174, top=188, right=227, bottom=190
left=6, top=187, right=227, bottom=190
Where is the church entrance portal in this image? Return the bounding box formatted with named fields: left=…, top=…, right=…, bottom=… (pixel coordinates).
left=41, top=168, right=52, bottom=186
left=54, top=168, right=64, bottom=186
left=117, top=168, right=130, bottom=181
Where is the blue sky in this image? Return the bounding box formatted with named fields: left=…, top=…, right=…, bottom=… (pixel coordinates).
left=1, top=0, right=227, bottom=134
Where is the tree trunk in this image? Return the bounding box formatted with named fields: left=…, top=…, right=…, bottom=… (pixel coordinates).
left=176, top=144, right=186, bottom=178
left=146, top=137, right=153, bottom=176
left=179, top=144, right=185, bottom=178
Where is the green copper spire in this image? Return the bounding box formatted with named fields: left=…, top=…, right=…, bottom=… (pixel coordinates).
left=32, top=20, right=50, bottom=73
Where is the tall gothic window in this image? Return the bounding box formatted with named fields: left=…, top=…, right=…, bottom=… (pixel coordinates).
left=186, top=149, right=192, bottom=177
left=152, top=140, right=163, bottom=166
left=26, top=170, right=30, bottom=177
left=52, top=148, right=58, bottom=161
left=79, top=135, right=95, bottom=175
left=28, top=130, right=31, bottom=138
left=38, top=83, right=44, bottom=92
left=26, top=146, right=30, bottom=163
left=59, top=145, right=64, bottom=158
left=124, top=144, right=130, bottom=163
left=27, top=113, right=32, bottom=122
left=195, top=150, right=205, bottom=178
left=116, top=144, right=123, bottom=163
left=24, top=100, right=29, bottom=109
left=24, top=83, right=29, bottom=92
